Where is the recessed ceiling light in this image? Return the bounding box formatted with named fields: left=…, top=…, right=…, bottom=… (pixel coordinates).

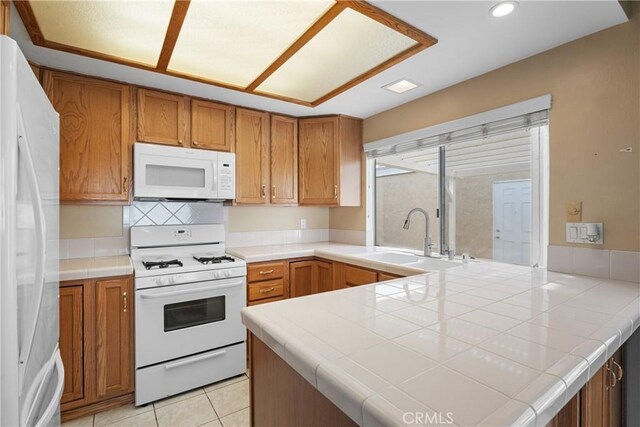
left=490, top=1, right=518, bottom=17
left=383, top=78, right=421, bottom=94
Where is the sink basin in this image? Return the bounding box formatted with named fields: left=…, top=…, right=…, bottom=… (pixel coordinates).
left=358, top=251, right=420, bottom=265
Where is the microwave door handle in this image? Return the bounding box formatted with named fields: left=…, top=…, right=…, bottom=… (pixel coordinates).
left=140, top=281, right=243, bottom=299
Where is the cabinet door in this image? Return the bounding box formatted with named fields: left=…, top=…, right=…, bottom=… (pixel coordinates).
left=44, top=71, right=131, bottom=202
left=581, top=352, right=625, bottom=427
left=299, top=117, right=339, bottom=205
left=290, top=261, right=316, bottom=298
left=191, top=99, right=234, bottom=151
left=95, top=277, right=133, bottom=399
left=316, top=261, right=334, bottom=293
left=270, top=115, right=298, bottom=204
left=235, top=108, right=270, bottom=204
left=378, top=272, right=401, bottom=282
left=337, top=264, right=378, bottom=289
left=137, top=88, right=187, bottom=146
left=59, top=286, right=84, bottom=404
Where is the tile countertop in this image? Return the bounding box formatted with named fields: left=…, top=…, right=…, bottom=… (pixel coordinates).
left=59, top=256, right=133, bottom=282
left=241, top=260, right=640, bottom=426
left=227, top=242, right=465, bottom=276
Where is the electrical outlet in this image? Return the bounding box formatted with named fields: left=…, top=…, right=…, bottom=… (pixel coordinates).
left=566, top=222, right=603, bottom=244
left=300, top=219, right=307, bottom=229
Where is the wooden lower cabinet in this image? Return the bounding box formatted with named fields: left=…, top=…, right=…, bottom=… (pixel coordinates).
left=95, top=278, right=133, bottom=400
left=248, top=258, right=408, bottom=304
left=289, top=260, right=335, bottom=298
left=59, top=276, right=134, bottom=421
left=335, top=263, right=379, bottom=289
left=548, top=348, right=624, bottom=427
left=59, top=285, right=85, bottom=404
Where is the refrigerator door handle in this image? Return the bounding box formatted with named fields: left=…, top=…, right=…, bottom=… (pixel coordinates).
left=33, top=350, right=64, bottom=427
left=16, top=107, right=47, bottom=382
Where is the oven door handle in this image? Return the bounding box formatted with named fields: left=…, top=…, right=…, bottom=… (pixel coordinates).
left=165, top=349, right=226, bottom=370
left=139, top=281, right=243, bottom=300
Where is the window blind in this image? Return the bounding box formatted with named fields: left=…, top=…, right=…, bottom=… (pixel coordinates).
left=366, top=110, right=549, bottom=159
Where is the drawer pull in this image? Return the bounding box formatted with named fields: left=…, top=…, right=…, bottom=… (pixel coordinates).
left=165, top=349, right=226, bottom=370
left=606, top=363, right=618, bottom=389
left=334, top=184, right=338, bottom=198
left=259, top=287, right=275, bottom=294
left=261, top=185, right=266, bottom=198
left=259, top=269, right=274, bottom=275
left=272, top=185, right=276, bottom=199
left=612, top=359, right=623, bottom=381
left=123, top=291, right=128, bottom=312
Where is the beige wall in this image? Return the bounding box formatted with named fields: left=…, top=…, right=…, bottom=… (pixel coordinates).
left=455, top=172, right=530, bottom=259
left=334, top=10, right=640, bottom=251
left=375, top=172, right=440, bottom=251
left=60, top=205, right=124, bottom=239
left=226, top=206, right=328, bottom=232
left=59, top=205, right=329, bottom=239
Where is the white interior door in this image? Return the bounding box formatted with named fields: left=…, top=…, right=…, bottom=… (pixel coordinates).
left=493, top=180, right=532, bottom=265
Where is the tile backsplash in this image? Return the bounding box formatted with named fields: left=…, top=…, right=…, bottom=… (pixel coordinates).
left=547, top=245, right=640, bottom=283
left=130, top=201, right=224, bottom=226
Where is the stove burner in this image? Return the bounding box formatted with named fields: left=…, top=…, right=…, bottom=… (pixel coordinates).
left=142, top=259, right=184, bottom=270
left=193, top=255, right=235, bottom=265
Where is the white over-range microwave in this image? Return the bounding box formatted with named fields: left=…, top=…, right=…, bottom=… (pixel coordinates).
left=134, top=143, right=235, bottom=200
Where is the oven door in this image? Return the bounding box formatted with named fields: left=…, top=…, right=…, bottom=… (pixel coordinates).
left=135, top=277, right=246, bottom=368
left=134, top=143, right=218, bottom=200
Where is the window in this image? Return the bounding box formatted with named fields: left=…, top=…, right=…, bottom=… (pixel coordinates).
left=368, top=104, right=549, bottom=267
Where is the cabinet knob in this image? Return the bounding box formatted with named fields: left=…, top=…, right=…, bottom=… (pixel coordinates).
left=261, top=185, right=266, bottom=198
left=272, top=185, right=276, bottom=199
left=178, top=140, right=183, bottom=145
left=334, top=185, right=338, bottom=198
left=193, top=141, right=198, bottom=146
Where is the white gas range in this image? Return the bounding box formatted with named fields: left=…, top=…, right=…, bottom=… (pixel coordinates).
left=131, top=224, right=247, bottom=406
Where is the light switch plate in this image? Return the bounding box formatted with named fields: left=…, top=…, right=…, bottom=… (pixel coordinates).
left=566, top=222, right=603, bottom=244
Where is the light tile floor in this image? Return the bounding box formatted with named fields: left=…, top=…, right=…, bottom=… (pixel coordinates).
left=62, top=374, right=250, bottom=427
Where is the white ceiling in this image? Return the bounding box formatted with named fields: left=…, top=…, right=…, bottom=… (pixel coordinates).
left=9, top=1, right=627, bottom=119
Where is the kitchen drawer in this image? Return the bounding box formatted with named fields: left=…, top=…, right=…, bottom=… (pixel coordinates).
left=248, top=262, right=285, bottom=282
left=248, top=279, right=284, bottom=302
left=136, top=342, right=246, bottom=405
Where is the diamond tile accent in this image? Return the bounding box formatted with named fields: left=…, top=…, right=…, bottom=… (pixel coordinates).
left=130, top=201, right=224, bottom=226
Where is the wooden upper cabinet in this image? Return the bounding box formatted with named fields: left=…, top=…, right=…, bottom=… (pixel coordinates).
left=299, top=116, right=362, bottom=206
left=44, top=71, right=131, bottom=203
left=1, top=1, right=9, bottom=36
left=235, top=108, right=270, bottom=204
left=270, top=115, right=298, bottom=205
left=137, top=88, right=187, bottom=147
left=59, top=285, right=84, bottom=404
left=94, top=277, right=133, bottom=400
left=191, top=99, right=234, bottom=151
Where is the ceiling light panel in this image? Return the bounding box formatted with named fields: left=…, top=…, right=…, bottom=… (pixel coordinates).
left=29, top=0, right=174, bottom=66
left=168, top=0, right=334, bottom=88
left=256, top=8, right=418, bottom=102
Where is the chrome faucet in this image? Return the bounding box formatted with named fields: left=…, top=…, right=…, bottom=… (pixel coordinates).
left=402, top=208, right=434, bottom=257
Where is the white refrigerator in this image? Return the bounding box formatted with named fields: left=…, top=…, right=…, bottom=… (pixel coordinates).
left=0, top=35, right=63, bottom=426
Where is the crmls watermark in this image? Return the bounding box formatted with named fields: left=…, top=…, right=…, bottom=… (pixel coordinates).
left=402, top=412, right=455, bottom=425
